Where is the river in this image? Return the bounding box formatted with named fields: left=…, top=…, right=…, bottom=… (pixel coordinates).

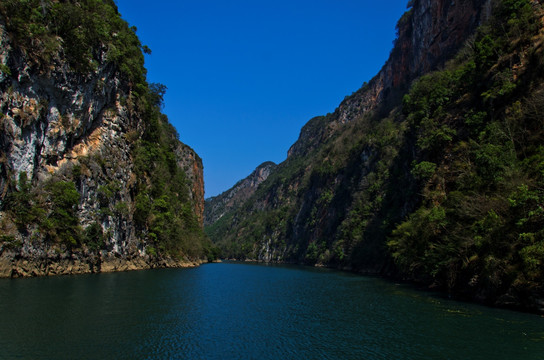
left=0, top=262, right=542, bottom=359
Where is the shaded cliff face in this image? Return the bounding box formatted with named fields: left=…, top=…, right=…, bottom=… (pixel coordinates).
left=0, top=1, right=206, bottom=277
left=176, top=143, right=205, bottom=225
left=207, top=0, right=544, bottom=313
left=204, top=161, right=276, bottom=226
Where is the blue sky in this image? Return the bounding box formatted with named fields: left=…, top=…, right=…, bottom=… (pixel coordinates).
left=114, top=0, right=409, bottom=197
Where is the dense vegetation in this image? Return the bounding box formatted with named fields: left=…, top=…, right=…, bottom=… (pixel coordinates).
left=132, top=86, right=209, bottom=259
left=0, top=0, right=212, bottom=261
left=3, top=171, right=99, bottom=249
left=207, top=0, right=544, bottom=309
left=387, top=0, right=544, bottom=300
left=0, top=0, right=147, bottom=87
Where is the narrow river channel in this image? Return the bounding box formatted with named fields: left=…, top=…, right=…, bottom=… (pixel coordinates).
left=0, top=262, right=542, bottom=359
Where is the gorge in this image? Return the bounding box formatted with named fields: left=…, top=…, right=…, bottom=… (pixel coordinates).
left=0, top=0, right=543, bottom=316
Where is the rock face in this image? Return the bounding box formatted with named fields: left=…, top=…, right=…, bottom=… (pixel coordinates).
left=204, top=161, right=276, bottom=226
left=176, top=143, right=205, bottom=225
left=0, top=3, right=206, bottom=277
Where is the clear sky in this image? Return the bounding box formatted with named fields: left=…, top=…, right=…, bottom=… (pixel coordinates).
left=114, top=0, right=409, bottom=198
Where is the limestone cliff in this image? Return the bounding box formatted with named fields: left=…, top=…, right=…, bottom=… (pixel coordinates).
left=0, top=1, right=207, bottom=277
left=204, top=161, right=276, bottom=226
left=176, top=143, right=205, bottom=225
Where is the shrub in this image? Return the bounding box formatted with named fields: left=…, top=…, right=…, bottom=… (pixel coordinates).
left=411, top=161, right=437, bottom=180
left=83, top=222, right=105, bottom=251
left=43, top=180, right=81, bottom=246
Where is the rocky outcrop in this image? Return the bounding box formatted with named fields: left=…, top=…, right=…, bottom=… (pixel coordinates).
left=204, top=161, right=276, bottom=226
left=176, top=143, right=205, bottom=225
left=0, top=4, right=206, bottom=277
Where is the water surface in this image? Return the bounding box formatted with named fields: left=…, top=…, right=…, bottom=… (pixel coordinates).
left=0, top=262, right=542, bottom=359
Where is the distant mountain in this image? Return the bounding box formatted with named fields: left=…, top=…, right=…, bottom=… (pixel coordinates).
left=204, top=162, right=276, bottom=227
left=205, top=0, right=544, bottom=313
left=0, top=0, right=213, bottom=277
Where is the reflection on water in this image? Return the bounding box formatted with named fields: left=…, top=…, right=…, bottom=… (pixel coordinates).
left=0, top=262, right=542, bottom=359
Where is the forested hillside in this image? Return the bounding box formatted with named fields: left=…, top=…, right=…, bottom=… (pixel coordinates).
left=206, top=0, right=544, bottom=312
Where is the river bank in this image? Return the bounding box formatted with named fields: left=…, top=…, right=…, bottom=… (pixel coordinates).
left=0, top=251, right=204, bottom=278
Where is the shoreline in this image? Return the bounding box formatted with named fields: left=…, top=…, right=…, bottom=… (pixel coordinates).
left=3, top=256, right=542, bottom=315
left=0, top=252, right=204, bottom=278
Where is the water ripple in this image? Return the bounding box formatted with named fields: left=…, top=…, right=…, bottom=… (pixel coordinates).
left=0, top=263, right=542, bottom=359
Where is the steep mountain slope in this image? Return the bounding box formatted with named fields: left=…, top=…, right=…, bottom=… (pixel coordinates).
left=204, top=161, right=276, bottom=227
left=287, top=0, right=493, bottom=159
left=0, top=0, right=210, bottom=277
left=206, top=0, right=544, bottom=312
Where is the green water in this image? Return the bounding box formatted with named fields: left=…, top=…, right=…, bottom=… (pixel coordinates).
left=0, top=262, right=542, bottom=359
